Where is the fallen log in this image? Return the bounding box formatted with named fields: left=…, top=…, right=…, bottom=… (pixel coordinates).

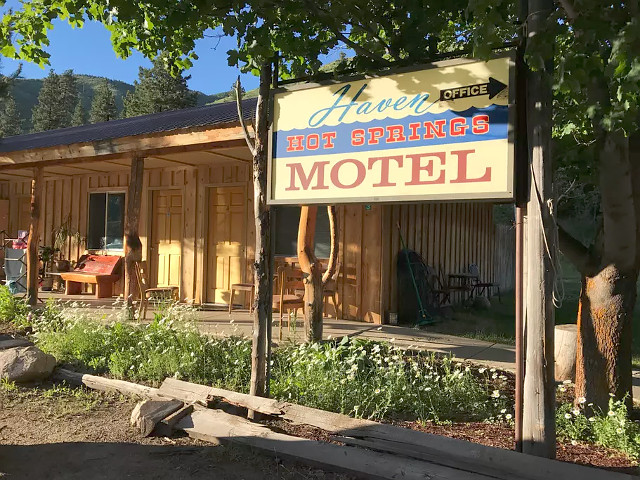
left=175, top=407, right=490, bottom=480
left=161, top=378, right=632, bottom=480
left=55, top=372, right=632, bottom=480
left=54, top=368, right=160, bottom=398
left=130, top=398, right=184, bottom=437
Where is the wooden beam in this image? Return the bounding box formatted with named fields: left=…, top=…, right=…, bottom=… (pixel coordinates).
left=26, top=166, right=43, bottom=307
left=201, top=150, right=251, bottom=163
left=124, top=155, right=144, bottom=307
left=0, top=125, right=246, bottom=168
left=53, top=368, right=160, bottom=397
left=176, top=408, right=488, bottom=480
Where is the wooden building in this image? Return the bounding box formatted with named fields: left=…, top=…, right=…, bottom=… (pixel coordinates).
left=0, top=101, right=497, bottom=324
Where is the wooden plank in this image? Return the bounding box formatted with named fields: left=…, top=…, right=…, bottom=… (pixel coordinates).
left=154, top=403, right=195, bottom=437
left=182, top=168, right=197, bottom=302
left=44, top=179, right=54, bottom=245
left=194, top=166, right=208, bottom=303
left=78, top=177, right=88, bottom=257
left=177, top=408, right=490, bottom=480
left=362, top=205, right=381, bottom=323
left=130, top=398, right=184, bottom=436
left=70, top=177, right=81, bottom=261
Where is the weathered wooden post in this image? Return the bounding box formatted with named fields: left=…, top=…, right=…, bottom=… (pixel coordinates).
left=523, top=0, right=556, bottom=458
left=124, top=154, right=145, bottom=308
left=248, top=61, right=273, bottom=407
left=26, top=166, right=43, bottom=307
left=297, top=205, right=323, bottom=341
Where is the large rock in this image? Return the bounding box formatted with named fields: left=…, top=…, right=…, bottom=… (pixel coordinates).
left=0, top=346, right=56, bottom=382
left=0, top=336, right=33, bottom=350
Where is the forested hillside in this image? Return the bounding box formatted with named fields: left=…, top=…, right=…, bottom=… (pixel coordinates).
left=9, top=74, right=225, bottom=132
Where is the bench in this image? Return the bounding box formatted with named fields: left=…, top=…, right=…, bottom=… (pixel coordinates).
left=60, top=255, right=122, bottom=299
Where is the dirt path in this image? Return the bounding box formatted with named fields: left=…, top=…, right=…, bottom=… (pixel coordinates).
left=0, top=383, right=348, bottom=480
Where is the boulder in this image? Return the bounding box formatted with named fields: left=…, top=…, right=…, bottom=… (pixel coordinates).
left=0, top=346, right=56, bottom=382
left=473, top=295, right=492, bottom=310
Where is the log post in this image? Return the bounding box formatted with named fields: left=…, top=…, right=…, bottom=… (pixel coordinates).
left=26, top=166, right=43, bottom=307
left=124, top=155, right=144, bottom=308
left=249, top=61, right=273, bottom=409
left=523, top=0, right=556, bottom=458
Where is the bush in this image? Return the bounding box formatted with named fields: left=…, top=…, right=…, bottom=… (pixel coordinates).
left=32, top=301, right=511, bottom=424
left=0, top=285, right=29, bottom=327
left=271, top=337, right=511, bottom=422
left=557, top=395, right=640, bottom=458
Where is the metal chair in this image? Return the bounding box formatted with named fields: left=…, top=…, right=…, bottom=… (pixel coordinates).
left=468, top=263, right=501, bottom=302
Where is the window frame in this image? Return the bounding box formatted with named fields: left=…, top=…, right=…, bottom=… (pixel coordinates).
left=86, top=190, right=127, bottom=253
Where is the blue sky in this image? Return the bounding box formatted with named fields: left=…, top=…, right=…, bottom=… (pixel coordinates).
left=0, top=2, right=261, bottom=95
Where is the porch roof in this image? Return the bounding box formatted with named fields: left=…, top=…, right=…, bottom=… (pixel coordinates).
left=0, top=99, right=256, bottom=154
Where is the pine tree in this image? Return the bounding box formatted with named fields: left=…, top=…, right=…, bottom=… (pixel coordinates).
left=31, top=70, right=65, bottom=132
left=89, top=78, right=118, bottom=123
left=123, top=54, right=197, bottom=118
left=58, top=69, right=79, bottom=127
left=0, top=95, right=23, bottom=136
left=71, top=99, right=86, bottom=126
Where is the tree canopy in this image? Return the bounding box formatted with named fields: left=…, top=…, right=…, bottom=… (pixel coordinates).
left=122, top=54, right=197, bottom=117
left=89, top=77, right=117, bottom=122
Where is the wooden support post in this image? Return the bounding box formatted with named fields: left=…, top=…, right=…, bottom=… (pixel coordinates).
left=26, top=166, right=43, bottom=307
left=249, top=61, right=273, bottom=411
left=523, top=0, right=556, bottom=458
left=124, top=155, right=144, bottom=307
left=298, top=205, right=323, bottom=342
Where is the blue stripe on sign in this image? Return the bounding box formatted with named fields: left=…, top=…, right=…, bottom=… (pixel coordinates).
left=273, top=105, right=508, bottom=159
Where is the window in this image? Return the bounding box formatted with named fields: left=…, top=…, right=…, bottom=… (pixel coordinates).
left=87, top=192, right=125, bottom=250
left=275, top=206, right=331, bottom=258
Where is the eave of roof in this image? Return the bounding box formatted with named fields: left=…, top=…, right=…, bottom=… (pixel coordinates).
left=0, top=98, right=257, bottom=154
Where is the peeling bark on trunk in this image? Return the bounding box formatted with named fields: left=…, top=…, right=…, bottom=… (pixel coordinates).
left=26, top=166, right=43, bottom=307
left=249, top=62, right=273, bottom=406
left=298, top=206, right=323, bottom=342
left=560, top=132, right=639, bottom=412
left=575, top=266, right=636, bottom=410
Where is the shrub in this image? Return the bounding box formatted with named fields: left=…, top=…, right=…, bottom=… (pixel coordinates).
left=270, top=337, right=511, bottom=422
left=0, top=285, right=29, bottom=327
left=556, top=394, right=640, bottom=458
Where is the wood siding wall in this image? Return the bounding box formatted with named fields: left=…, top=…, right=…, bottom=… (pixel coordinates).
left=380, top=203, right=495, bottom=320
left=3, top=169, right=496, bottom=323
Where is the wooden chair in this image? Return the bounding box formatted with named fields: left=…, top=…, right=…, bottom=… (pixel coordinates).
left=424, top=265, right=450, bottom=307
left=229, top=271, right=255, bottom=314
left=322, top=262, right=341, bottom=318
left=468, top=263, right=501, bottom=302
left=135, top=261, right=179, bottom=320
left=272, top=266, right=305, bottom=340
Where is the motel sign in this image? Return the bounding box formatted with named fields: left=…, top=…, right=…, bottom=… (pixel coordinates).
left=268, top=57, right=514, bottom=205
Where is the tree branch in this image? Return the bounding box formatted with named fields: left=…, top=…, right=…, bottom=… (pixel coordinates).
left=322, top=206, right=339, bottom=285
left=557, top=0, right=578, bottom=22
left=235, top=76, right=256, bottom=156
left=557, top=223, right=598, bottom=276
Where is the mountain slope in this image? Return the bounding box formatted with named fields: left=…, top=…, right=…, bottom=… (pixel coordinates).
left=9, top=74, right=225, bottom=132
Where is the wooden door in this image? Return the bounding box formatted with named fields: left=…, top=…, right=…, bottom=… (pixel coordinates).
left=206, top=186, right=246, bottom=304
left=151, top=190, right=183, bottom=288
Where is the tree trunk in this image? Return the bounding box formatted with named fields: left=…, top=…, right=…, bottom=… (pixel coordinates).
left=124, top=155, right=144, bottom=308
left=575, top=267, right=636, bottom=410
left=560, top=132, right=639, bottom=412
left=298, top=206, right=323, bottom=341
left=26, top=166, right=43, bottom=307
left=249, top=61, right=273, bottom=406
